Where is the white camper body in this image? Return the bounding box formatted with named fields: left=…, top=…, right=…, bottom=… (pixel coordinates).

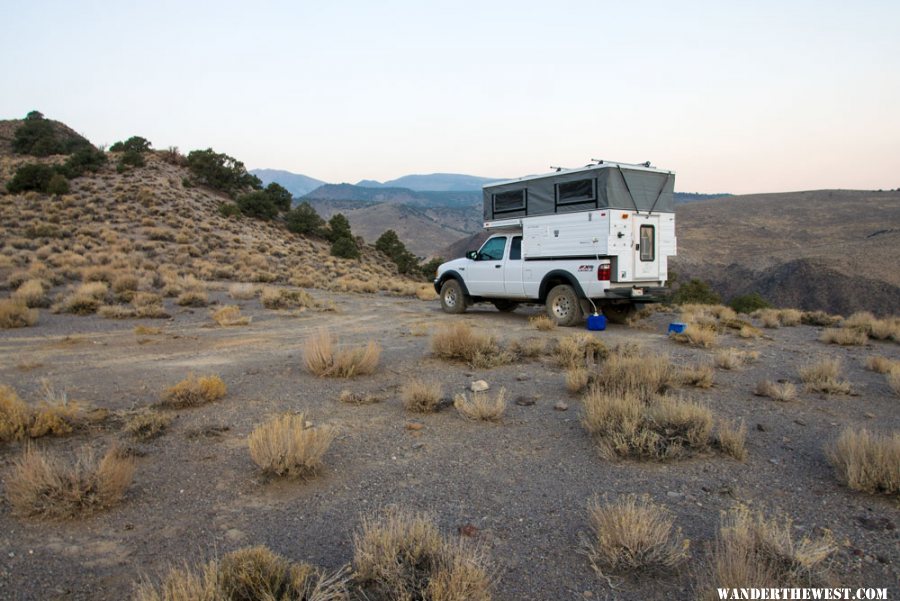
left=434, top=161, right=677, bottom=325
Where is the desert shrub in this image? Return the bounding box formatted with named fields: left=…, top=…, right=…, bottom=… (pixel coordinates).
left=843, top=311, right=900, bottom=341
left=585, top=495, right=688, bottom=574
left=697, top=507, right=835, bottom=599
left=161, top=374, right=227, bottom=408
left=6, top=163, right=56, bottom=193
left=261, top=287, right=314, bottom=309
left=729, top=293, right=770, bottom=314
left=508, top=337, right=546, bottom=359
left=887, top=370, right=900, bottom=397
left=109, top=135, right=151, bottom=154
left=819, top=327, right=867, bottom=346
left=376, top=230, right=419, bottom=275
left=53, top=281, right=109, bottom=315
left=0, top=298, right=39, bottom=328
left=236, top=190, right=279, bottom=220
left=118, top=148, right=146, bottom=170
left=801, top=310, right=842, bottom=327
left=46, top=173, right=70, bottom=195
left=754, top=380, right=798, bottom=402
left=581, top=391, right=713, bottom=460
left=353, top=508, right=492, bottom=601
left=827, top=428, right=899, bottom=494
left=670, top=279, right=720, bottom=305
left=529, top=314, right=556, bottom=331
left=454, top=389, right=507, bottom=422
left=716, top=419, right=748, bottom=460
left=714, top=348, right=759, bottom=370
left=415, top=284, right=438, bottom=301
left=565, top=367, right=591, bottom=393
left=212, top=305, right=251, bottom=326
left=12, top=111, right=92, bottom=157
left=286, top=201, right=325, bottom=236
left=175, top=288, right=208, bottom=307
left=60, top=146, right=107, bottom=177
left=554, top=333, right=607, bottom=369
left=0, top=384, right=81, bottom=442
left=777, top=308, right=803, bottom=326
left=132, top=292, right=169, bottom=318
left=401, top=379, right=443, bottom=413
left=133, top=546, right=348, bottom=601
left=0, top=385, right=32, bottom=442
left=339, top=390, right=381, bottom=405
left=799, top=358, right=850, bottom=394
left=6, top=445, right=134, bottom=518
left=419, top=257, right=444, bottom=281
left=218, top=202, right=241, bottom=218
left=670, top=324, right=717, bottom=348
left=591, top=352, right=674, bottom=402
left=430, top=323, right=509, bottom=369
left=248, top=413, right=335, bottom=478
left=330, top=236, right=360, bottom=260
left=677, top=363, right=714, bottom=388
left=229, top=283, right=258, bottom=300
left=124, top=411, right=172, bottom=440
left=866, top=355, right=899, bottom=374
left=303, top=330, right=381, bottom=378
left=186, top=148, right=261, bottom=197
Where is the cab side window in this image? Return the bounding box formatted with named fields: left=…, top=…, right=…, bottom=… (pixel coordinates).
left=477, top=237, right=507, bottom=261
left=509, top=236, right=522, bottom=260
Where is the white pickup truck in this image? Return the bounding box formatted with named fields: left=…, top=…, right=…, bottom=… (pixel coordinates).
left=433, top=161, right=676, bottom=326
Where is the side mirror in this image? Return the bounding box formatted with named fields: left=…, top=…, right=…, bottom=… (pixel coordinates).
left=465, top=250, right=478, bottom=260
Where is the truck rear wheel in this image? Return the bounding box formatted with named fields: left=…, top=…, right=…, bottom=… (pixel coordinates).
left=546, top=285, right=583, bottom=327
left=439, top=279, right=467, bottom=314
left=492, top=300, right=519, bottom=313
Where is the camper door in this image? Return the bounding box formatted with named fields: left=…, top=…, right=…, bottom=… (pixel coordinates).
left=632, top=215, right=660, bottom=281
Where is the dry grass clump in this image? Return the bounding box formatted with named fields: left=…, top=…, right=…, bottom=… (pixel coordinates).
left=866, top=355, right=900, bottom=374
left=591, top=353, right=675, bottom=402
left=454, top=388, right=507, bottom=422
left=175, top=288, right=208, bottom=307
left=529, top=314, right=557, bottom=331
left=212, top=305, right=251, bottom=326
left=430, top=323, right=510, bottom=369
left=228, top=282, right=258, bottom=300
left=677, top=363, right=714, bottom=388
left=714, top=348, right=760, bottom=370
left=887, top=370, right=900, bottom=397
left=261, top=286, right=315, bottom=309
left=697, top=506, right=835, bottom=599
left=827, top=428, right=899, bottom=494
left=131, top=292, right=169, bottom=318
left=401, top=379, right=443, bottom=413
left=798, top=358, right=851, bottom=394
left=777, top=308, right=803, bottom=326
left=353, top=508, right=492, bottom=601
left=160, top=374, right=227, bottom=408
left=819, top=327, right=867, bottom=346
left=54, top=281, right=109, bottom=315
left=0, top=298, right=38, bottom=328
left=339, top=390, right=381, bottom=405
left=565, top=367, right=591, bottom=393
left=670, top=323, right=717, bottom=348
left=716, top=419, right=747, bottom=460
left=554, top=333, right=607, bottom=369
left=124, top=411, right=172, bottom=440
left=754, top=380, right=798, bottom=402
left=303, top=330, right=381, bottom=378
left=585, top=495, right=689, bottom=575
left=843, top=311, right=900, bottom=342
left=801, top=310, right=842, bottom=327
left=415, top=284, right=438, bottom=301
left=508, top=337, right=546, bottom=358
left=12, top=279, right=49, bottom=308
left=581, top=391, right=713, bottom=460
left=0, top=384, right=80, bottom=441
left=134, top=546, right=349, bottom=601
left=755, top=308, right=782, bottom=329
left=248, top=413, right=335, bottom=478
left=5, top=445, right=134, bottom=518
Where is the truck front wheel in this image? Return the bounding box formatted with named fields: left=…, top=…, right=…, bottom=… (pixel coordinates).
left=439, top=279, right=467, bottom=314
left=546, top=285, right=583, bottom=326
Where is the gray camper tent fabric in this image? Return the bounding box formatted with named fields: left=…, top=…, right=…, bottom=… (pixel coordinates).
left=483, top=166, right=675, bottom=220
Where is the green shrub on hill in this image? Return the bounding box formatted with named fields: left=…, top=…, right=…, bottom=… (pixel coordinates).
left=186, top=148, right=261, bottom=197
left=729, top=292, right=770, bottom=314
left=375, top=230, right=419, bottom=275
left=47, top=173, right=70, bottom=195
left=326, top=213, right=360, bottom=259
left=330, top=236, right=360, bottom=259
left=264, top=182, right=292, bottom=212
left=670, top=278, right=720, bottom=305
left=109, top=136, right=152, bottom=153
left=236, top=190, right=279, bottom=220
left=286, top=202, right=325, bottom=235
left=6, top=164, right=57, bottom=194
left=12, top=111, right=92, bottom=157
left=60, top=146, right=107, bottom=178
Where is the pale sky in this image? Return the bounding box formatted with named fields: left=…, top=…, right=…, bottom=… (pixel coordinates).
left=2, top=0, right=899, bottom=194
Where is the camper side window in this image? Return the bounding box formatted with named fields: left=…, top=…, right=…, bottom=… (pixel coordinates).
left=639, top=225, right=655, bottom=262
left=555, top=178, right=596, bottom=206
left=477, top=237, right=507, bottom=261
left=493, top=190, right=526, bottom=213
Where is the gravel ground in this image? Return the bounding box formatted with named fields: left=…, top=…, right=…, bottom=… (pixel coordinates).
left=0, top=289, right=898, bottom=600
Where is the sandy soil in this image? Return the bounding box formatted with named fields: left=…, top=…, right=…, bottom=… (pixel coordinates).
left=0, top=289, right=898, bottom=600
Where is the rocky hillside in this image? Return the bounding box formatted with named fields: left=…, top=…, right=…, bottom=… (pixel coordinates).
left=0, top=118, right=423, bottom=309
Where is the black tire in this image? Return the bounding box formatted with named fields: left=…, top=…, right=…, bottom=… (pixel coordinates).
left=602, top=303, right=637, bottom=324
left=545, top=285, right=583, bottom=327
left=492, top=300, right=519, bottom=313
left=439, top=279, right=467, bottom=314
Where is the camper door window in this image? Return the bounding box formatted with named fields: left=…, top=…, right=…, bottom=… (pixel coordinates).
left=492, top=189, right=526, bottom=213
left=640, top=225, right=655, bottom=261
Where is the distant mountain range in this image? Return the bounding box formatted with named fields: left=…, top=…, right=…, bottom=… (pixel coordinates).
left=355, top=173, right=504, bottom=191
left=250, top=169, right=326, bottom=197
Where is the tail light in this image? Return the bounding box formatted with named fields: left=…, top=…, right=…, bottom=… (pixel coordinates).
left=597, top=264, right=611, bottom=281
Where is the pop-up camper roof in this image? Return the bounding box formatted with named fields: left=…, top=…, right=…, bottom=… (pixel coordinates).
left=483, top=161, right=675, bottom=221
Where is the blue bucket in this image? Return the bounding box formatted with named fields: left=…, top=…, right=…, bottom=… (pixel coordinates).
left=668, top=322, right=687, bottom=334
left=587, top=314, right=606, bottom=331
